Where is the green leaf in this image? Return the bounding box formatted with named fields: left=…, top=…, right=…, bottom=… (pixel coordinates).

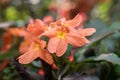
left=99, top=40, right=109, bottom=53
left=86, top=18, right=108, bottom=38
left=110, top=22, right=120, bottom=30
left=0, top=50, right=18, bottom=60
left=115, top=65, right=120, bottom=77
left=94, top=53, right=120, bottom=65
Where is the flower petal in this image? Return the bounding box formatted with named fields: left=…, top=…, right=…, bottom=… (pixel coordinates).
left=47, top=37, right=59, bottom=53
left=65, top=13, right=86, bottom=28
left=18, top=42, right=39, bottom=64
left=27, top=19, right=45, bottom=36
left=35, top=19, right=45, bottom=27
left=19, top=41, right=30, bottom=54
left=82, top=37, right=90, bottom=43
left=56, top=39, right=68, bottom=57
left=1, top=32, right=13, bottom=52
left=40, top=40, right=46, bottom=49
left=35, top=19, right=45, bottom=30
left=42, top=30, right=56, bottom=38
left=78, top=28, right=96, bottom=36
left=43, top=16, right=54, bottom=24
left=8, top=27, right=27, bottom=37
left=66, top=33, right=86, bottom=47
left=18, top=51, right=39, bottom=64
left=39, top=50, right=54, bottom=65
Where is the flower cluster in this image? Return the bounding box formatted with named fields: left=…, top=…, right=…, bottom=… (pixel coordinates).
left=16, top=13, right=96, bottom=66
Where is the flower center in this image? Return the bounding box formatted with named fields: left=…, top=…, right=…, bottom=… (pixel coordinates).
left=57, top=31, right=66, bottom=39
left=35, top=43, right=40, bottom=50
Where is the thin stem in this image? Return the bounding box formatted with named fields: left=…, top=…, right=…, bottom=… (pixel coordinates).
left=11, top=58, right=33, bottom=80
left=41, top=59, right=53, bottom=80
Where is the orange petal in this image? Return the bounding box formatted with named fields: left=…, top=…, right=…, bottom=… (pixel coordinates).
left=78, top=28, right=96, bottom=36
left=39, top=50, right=54, bottom=65
left=66, top=33, right=86, bottom=47
left=48, top=37, right=59, bottom=53
left=27, top=24, right=42, bottom=36
left=19, top=41, right=30, bottom=54
left=65, top=13, right=85, bottom=28
left=84, top=37, right=90, bottom=43
left=18, top=42, right=39, bottom=64
left=18, top=50, right=39, bottom=64
left=1, top=31, right=13, bottom=52
left=2, top=31, right=13, bottom=45
left=56, top=18, right=66, bottom=26
left=56, top=39, right=68, bottom=57
left=43, top=16, right=54, bottom=24
left=40, top=40, right=46, bottom=49
left=8, top=27, right=27, bottom=37
left=42, top=30, right=56, bottom=38
left=35, top=19, right=45, bottom=29
left=27, top=19, right=45, bottom=36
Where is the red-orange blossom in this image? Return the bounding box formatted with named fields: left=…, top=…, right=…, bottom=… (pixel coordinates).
left=17, top=13, right=96, bottom=65
left=42, top=13, right=96, bottom=57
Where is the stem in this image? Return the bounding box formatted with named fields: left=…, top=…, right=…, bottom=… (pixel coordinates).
left=11, top=58, right=33, bottom=80
left=58, top=64, right=69, bottom=80
left=41, top=60, right=53, bottom=80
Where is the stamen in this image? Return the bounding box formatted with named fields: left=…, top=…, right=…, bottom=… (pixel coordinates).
left=57, top=31, right=66, bottom=39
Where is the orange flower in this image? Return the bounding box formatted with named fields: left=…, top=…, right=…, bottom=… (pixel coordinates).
left=27, top=19, right=45, bottom=36
left=18, top=38, right=54, bottom=65
left=42, top=14, right=96, bottom=57
left=8, top=27, right=27, bottom=37
left=4, top=27, right=32, bottom=54
left=43, top=16, right=54, bottom=24
left=44, top=29, right=88, bottom=57
left=19, top=32, right=33, bottom=54
left=0, top=27, right=29, bottom=53
left=17, top=14, right=95, bottom=67
left=0, top=31, right=13, bottom=53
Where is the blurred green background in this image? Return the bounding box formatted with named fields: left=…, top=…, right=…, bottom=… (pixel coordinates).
left=0, top=0, right=120, bottom=80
